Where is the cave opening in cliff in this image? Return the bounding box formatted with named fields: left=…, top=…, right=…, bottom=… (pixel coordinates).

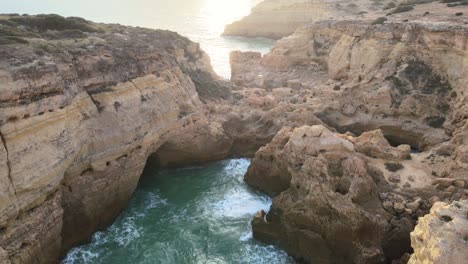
left=331, top=122, right=423, bottom=152
left=138, top=152, right=162, bottom=184
left=315, top=112, right=428, bottom=152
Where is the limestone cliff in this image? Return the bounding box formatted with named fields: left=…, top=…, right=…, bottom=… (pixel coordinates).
left=0, top=14, right=229, bottom=263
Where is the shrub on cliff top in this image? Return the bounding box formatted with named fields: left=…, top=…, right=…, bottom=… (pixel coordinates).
left=10, top=14, right=99, bottom=33
left=385, top=162, right=404, bottom=172
left=187, top=70, right=232, bottom=100
left=383, top=2, right=397, bottom=10
left=0, top=36, right=28, bottom=45
left=447, top=1, right=468, bottom=7
left=372, top=17, right=388, bottom=25
left=391, top=5, right=415, bottom=14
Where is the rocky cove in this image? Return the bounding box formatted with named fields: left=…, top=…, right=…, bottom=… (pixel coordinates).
left=0, top=0, right=467, bottom=263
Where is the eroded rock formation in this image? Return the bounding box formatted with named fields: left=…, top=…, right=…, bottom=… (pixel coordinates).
left=247, top=124, right=467, bottom=263
left=408, top=200, right=468, bottom=264
left=237, top=3, right=467, bottom=263
left=0, top=14, right=231, bottom=263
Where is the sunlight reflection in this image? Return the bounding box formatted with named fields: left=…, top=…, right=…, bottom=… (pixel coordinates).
left=200, top=0, right=254, bottom=34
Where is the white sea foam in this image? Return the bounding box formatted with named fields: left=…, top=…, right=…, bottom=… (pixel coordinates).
left=61, top=248, right=99, bottom=264
left=223, top=159, right=251, bottom=178
left=62, top=158, right=292, bottom=263
left=241, top=244, right=294, bottom=264
left=239, top=230, right=253, bottom=241
left=113, top=217, right=141, bottom=247
left=145, top=191, right=168, bottom=210
left=211, top=188, right=271, bottom=218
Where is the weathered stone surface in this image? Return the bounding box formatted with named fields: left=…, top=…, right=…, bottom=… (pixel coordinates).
left=0, top=14, right=230, bottom=263
left=0, top=247, right=10, bottom=264
left=0, top=191, right=62, bottom=264
left=352, top=130, right=411, bottom=160
left=248, top=125, right=391, bottom=263
left=230, top=12, right=468, bottom=151
left=408, top=200, right=468, bottom=264
left=246, top=122, right=466, bottom=263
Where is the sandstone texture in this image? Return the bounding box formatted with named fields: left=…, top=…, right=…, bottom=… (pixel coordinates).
left=0, top=14, right=341, bottom=264
left=231, top=5, right=468, bottom=151
left=247, top=124, right=468, bottom=263
left=246, top=125, right=455, bottom=263
left=0, top=14, right=231, bottom=263
left=408, top=200, right=468, bottom=264
left=238, top=3, right=468, bottom=263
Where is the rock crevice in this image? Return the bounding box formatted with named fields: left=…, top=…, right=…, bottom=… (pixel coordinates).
left=0, top=131, right=13, bottom=196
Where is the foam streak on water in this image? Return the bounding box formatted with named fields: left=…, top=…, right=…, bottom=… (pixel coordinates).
left=63, top=159, right=294, bottom=264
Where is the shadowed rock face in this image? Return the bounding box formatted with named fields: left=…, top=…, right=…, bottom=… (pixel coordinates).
left=0, top=14, right=231, bottom=263
left=246, top=124, right=467, bottom=263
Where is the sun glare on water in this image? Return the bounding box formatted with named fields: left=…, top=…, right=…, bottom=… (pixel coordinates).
left=200, top=0, right=255, bottom=34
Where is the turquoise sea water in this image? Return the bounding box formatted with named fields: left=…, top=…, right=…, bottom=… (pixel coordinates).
left=62, top=159, right=294, bottom=264
left=1, top=0, right=275, bottom=78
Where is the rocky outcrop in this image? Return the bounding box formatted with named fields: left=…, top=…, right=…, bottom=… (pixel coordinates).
left=351, top=130, right=411, bottom=161
left=154, top=86, right=330, bottom=164
left=408, top=200, right=468, bottom=264
left=239, top=8, right=468, bottom=259
left=246, top=124, right=467, bottom=263
left=230, top=5, right=468, bottom=151
left=248, top=125, right=391, bottom=263
left=0, top=14, right=229, bottom=263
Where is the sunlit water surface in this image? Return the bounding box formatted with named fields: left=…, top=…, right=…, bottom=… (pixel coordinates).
left=2, top=0, right=275, bottom=78
left=62, top=159, right=294, bottom=264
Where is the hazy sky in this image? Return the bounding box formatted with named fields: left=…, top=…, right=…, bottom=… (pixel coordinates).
left=0, top=0, right=262, bottom=28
